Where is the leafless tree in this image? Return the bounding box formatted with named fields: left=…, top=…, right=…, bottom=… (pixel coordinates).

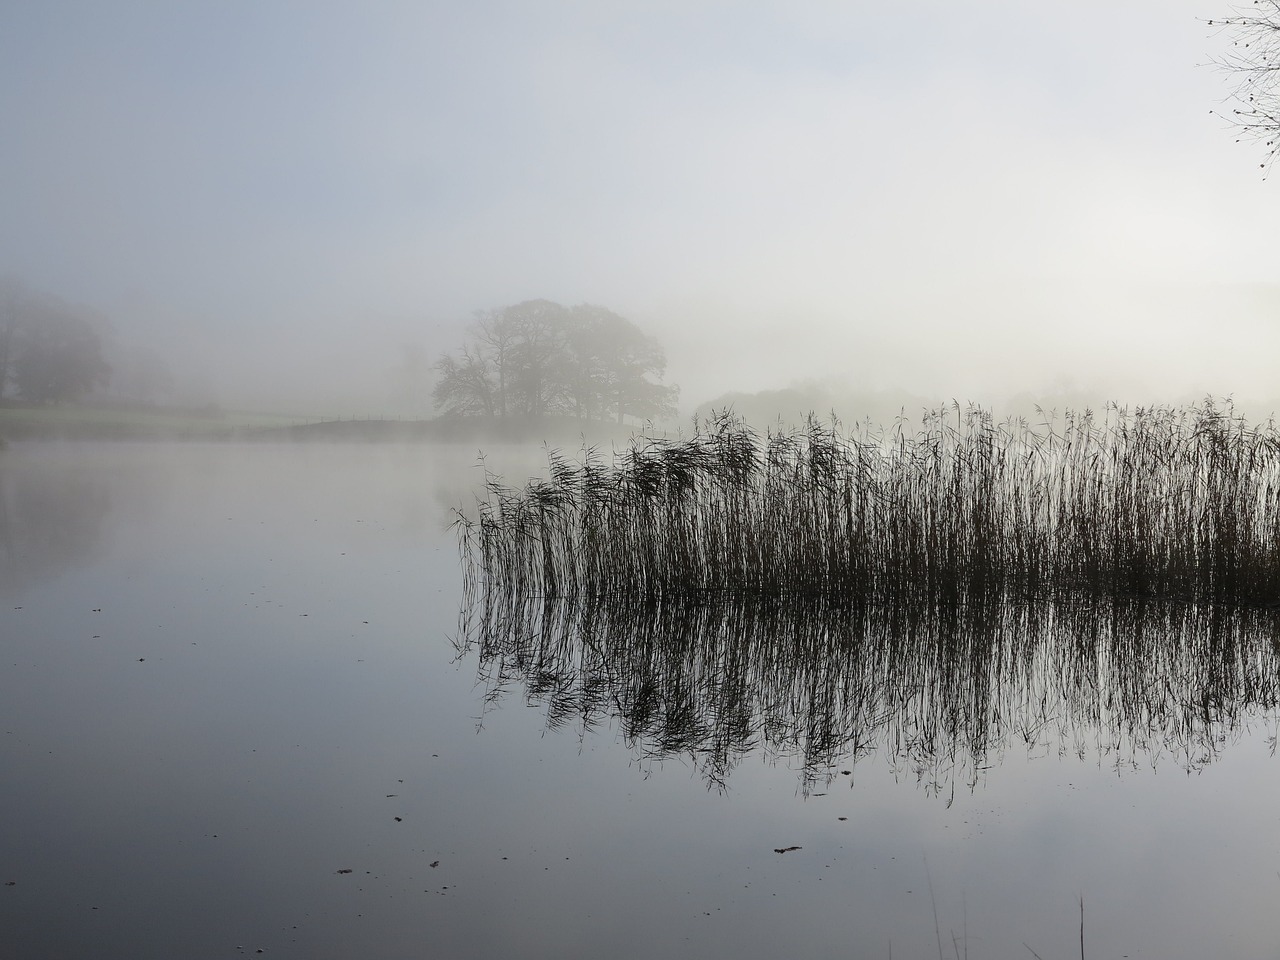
left=1210, top=1, right=1280, bottom=171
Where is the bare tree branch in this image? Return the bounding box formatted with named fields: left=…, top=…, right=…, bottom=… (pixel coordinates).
left=1209, top=0, right=1280, bottom=172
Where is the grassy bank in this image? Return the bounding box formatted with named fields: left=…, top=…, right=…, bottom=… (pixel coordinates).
left=0, top=405, right=653, bottom=444
left=0, top=404, right=300, bottom=440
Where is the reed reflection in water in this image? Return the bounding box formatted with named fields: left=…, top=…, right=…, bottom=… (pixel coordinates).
left=458, top=590, right=1280, bottom=793
left=455, top=402, right=1280, bottom=792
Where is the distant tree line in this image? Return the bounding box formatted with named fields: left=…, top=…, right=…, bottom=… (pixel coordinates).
left=0, top=280, right=110, bottom=404
left=433, top=300, right=677, bottom=424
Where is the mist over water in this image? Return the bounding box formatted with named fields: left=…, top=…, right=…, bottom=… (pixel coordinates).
left=1, top=3, right=1277, bottom=418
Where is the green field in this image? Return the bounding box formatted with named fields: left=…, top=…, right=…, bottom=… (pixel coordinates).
left=0, top=405, right=649, bottom=444
left=0, top=405, right=311, bottom=440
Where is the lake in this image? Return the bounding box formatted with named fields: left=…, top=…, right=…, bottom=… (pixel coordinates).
left=2, top=441, right=1278, bottom=959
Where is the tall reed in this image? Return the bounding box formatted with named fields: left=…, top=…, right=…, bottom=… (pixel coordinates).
left=457, top=400, right=1280, bottom=609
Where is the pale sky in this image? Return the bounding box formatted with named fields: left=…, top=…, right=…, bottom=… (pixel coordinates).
left=1, top=1, right=1274, bottom=414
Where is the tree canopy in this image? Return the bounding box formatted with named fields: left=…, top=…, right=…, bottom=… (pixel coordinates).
left=433, top=300, right=678, bottom=425
left=0, top=280, right=111, bottom=404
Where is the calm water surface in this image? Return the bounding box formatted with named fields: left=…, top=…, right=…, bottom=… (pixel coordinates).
left=2, top=442, right=1279, bottom=959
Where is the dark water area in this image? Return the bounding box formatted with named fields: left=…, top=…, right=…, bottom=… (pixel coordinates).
left=2, top=442, right=1280, bottom=958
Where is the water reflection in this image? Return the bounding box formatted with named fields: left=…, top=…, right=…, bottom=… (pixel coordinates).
left=458, top=590, right=1280, bottom=795
left=0, top=450, right=111, bottom=597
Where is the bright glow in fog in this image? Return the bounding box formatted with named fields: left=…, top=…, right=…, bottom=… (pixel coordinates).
left=0, top=2, right=1275, bottom=417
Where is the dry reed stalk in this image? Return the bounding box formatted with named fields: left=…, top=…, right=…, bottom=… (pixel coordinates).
left=455, top=400, right=1280, bottom=610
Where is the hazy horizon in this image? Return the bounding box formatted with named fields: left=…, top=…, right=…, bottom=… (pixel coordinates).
left=2, top=2, right=1275, bottom=417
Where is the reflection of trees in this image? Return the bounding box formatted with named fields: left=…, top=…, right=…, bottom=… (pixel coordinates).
left=457, top=590, right=1280, bottom=794
left=0, top=455, right=110, bottom=597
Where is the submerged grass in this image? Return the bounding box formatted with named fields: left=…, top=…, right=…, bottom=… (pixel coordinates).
left=458, top=399, right=1280, bottom=609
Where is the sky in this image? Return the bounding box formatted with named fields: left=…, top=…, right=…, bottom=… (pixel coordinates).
left=0, top=1, right=1276, bottom=415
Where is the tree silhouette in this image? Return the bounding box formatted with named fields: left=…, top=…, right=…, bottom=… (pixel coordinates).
left=1210, top=1, right=1280, bottom=171
left=0, top=280, right=110, bottom=404
left=433, top=300, right=677, bottom=425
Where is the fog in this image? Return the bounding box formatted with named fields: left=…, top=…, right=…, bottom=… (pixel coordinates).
left=1, top=1, right=1275, bottom=419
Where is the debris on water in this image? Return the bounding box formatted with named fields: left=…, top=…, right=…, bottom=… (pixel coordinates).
left=838, top=817, right=848, bottom=821
left=385, top=794, right=398, bottom=798
left=394, top=817, right=402, bottom=822
left=430, top=861, right=439, bottom=868
left=336, top=869, right=353, bottom=874
left=4, top=881, right=15, bottom=886
left=138, top=658, right=145, bottom=662
left=841, top=771, right=851, bottom=776
left=773, top=846, right=802, bottom=854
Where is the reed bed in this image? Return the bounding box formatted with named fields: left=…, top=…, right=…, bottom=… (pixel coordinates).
left=452, top=400, right=1280, bottom=790
left=457, top=400, right=1280, bottom=609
